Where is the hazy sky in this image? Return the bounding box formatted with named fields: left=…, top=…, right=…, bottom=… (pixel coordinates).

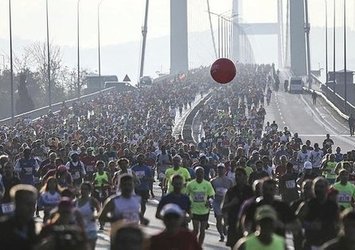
left=1, top=0, right=354, bottom=48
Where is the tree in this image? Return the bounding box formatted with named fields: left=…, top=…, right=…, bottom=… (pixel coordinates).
left=16, top=71, right=35, bottom=114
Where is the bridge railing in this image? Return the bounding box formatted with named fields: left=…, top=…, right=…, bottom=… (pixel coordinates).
left=0, top=87, right=115, bottom=126
left=310, top=74, right=355, bottom=119
left=0, top=71, right=180, bottom=126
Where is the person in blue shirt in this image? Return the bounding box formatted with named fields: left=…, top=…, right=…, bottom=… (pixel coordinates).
left=132, top=154, right=153, bottom=217
left=156, top=174, right=191, bottom=227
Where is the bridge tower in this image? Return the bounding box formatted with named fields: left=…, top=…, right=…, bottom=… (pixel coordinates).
left=170, top=0, right=189, bottom=74
left=231, top=0, right=307, bottom=76
left=289, top=0, right=307, bottom=76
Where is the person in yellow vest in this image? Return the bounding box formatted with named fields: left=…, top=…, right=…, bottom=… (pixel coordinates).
left=234, top=205, right=286, bottom=250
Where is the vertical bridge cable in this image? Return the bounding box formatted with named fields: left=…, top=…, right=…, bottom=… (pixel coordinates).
left=206, top=0, right=218, bottom=59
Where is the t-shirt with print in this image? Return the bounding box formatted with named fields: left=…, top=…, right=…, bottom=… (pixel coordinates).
left=332, top=181, right=355, bottom=209
left=211, top=176, right=233, bottom=202
left=186, top=179, right=215, bottom=215
left=132, top=164, right=152, bottom=191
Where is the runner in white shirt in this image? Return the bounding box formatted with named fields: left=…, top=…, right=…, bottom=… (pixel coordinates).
left=297, top=145, right=311, bottom=173
left=99, top=174, right=148, bottom=225
left=310, top=143, right=324, bottom=169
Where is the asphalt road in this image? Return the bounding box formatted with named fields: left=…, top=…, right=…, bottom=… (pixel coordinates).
left=264, top=89, right=355, bottom=152
left=95, top=183, right=228, bottom=250
left=96, top=92, right=228, bottom=250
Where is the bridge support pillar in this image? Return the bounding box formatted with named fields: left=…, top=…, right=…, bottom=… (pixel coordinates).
left=289, top=0, right=307, bottom=76
left=170, top=0, right=188, bottom=74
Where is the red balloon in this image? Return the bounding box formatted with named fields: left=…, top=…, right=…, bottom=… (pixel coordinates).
left=210, top=58, right=236, bottom=84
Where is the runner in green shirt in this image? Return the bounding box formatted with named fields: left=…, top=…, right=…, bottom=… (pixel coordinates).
left=164, top=155, right=191, bottom=194
left=186, top=167, right=215, bottom=245
left=332, top=169, right=355, bottom=210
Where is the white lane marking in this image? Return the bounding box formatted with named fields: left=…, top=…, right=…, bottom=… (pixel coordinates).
left=300, top=94, right=355, bottom=146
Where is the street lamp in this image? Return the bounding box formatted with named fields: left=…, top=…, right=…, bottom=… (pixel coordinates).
left=325, top=0, right=328, bottom=83
left=139, top=0, right=149, bottom=78
left=77, top=0, right=81, bottom=98
left=332, top=0, right=336, bottom=91
left=8, top=0, right=15, bottom=124
left=343, top=0, right=347, bottom=113
left=97, top=0, right=104, bottom=89
left=208, top=11, right=233, bottom=58
left=46, top=0, right=51, bottom=108
left=304, top=0, right=311, bottom=88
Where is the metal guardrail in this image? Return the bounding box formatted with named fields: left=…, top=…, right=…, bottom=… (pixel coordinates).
left=0, top=87, right=115, bottom=126
left=0, top=70, right=198, bottom=126
left=309, top=74, right=354, bottom=120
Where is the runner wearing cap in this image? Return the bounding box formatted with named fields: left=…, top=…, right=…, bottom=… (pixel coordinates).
left=234, top=205, right=286, bottom=250
left=150, top=203, right=201, bottom=250
left=331, top=169, right=355, bottom=210
left=211, top=163, right=233, bottom=242
left=297, top=161, right=318, bottom=185
left=164, top=155, right=191, bottom=194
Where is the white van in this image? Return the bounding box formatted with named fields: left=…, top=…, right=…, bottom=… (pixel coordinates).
left=288, top=77, right=303, bottom=93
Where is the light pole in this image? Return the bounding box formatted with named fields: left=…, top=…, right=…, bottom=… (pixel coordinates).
left=343, top=0, right=347, bottom=113
left=333, top=0, right=336, bottom=91
left=46, top=0, right=51, bottom=108
left=9, top=0, right=15, bottom=124
left=139, top=0, right=149, bottom=78
left=97, top=0, right=104, bottom=89
left=325, top=0, right=328, bottom=83
left=208, top=11, right=233, bottom=58
left=304, top=0, right=311, bottom=88
left=77, top=0, right=81, bottom=98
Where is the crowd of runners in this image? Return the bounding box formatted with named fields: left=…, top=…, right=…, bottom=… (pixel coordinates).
left=0, top=64, right=354, bottom=250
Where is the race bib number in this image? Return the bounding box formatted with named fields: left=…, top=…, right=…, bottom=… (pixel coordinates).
left=1, top=202, right=15, bottom=214
left=135, top=171, right=145, bottom=179
left=24, top=167, right=33, bottom=175
left=74, top=171, right=81, bottom=179
left=216, top=187, right=227, bottom=197
left=285, top=180, right=296, bottom=189
left=86, top=165, right=94, bottom=172
left=338, top=192, right=351, bottom=203
left=193, top=192, right=206, bottom=202
left=122, top=212, right=140, bottom=223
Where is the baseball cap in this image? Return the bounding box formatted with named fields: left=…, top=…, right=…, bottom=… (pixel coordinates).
left=304, top=161, right=312, bottom=170
left=217, top=163, right=225, bottom=168
left=255, top=205, right=277, bottom=221
left=160, top=203, right=184, bottom=217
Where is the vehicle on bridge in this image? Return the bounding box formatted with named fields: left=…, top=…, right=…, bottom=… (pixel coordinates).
left=85, top=75, right=118, bottom=92
left=138, top=76, right=153, bottom=88
left=104, top=81, right=137, bottom=92
left=288, top=76, right=304, bottom=93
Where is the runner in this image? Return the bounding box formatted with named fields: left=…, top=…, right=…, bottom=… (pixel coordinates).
left=211, top=163, right=233, bottom=242
left=76, top=182, right=101, bottom=250
left=164, top=155, right=191, bottom=194
left=131, top=154, right=153, bottom=219
left=99, top=174, right=147, bottom=225
left=186, top=167, right=215, bottom=245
